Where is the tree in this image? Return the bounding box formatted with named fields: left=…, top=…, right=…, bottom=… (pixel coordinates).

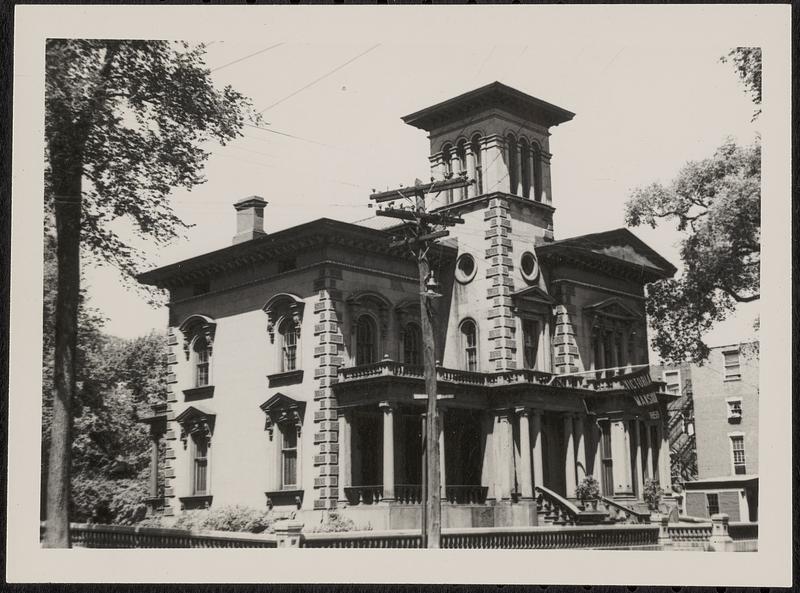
left=625, top=139, right=760, bottom=363
left=721, top=47, right=762, bottom=121
left=44, top=39, right=257, bottom=547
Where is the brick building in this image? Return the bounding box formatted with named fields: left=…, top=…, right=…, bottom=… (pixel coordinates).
left=138, top=82, right=679, bottom=529
left=657, top=343, right=759, bottom=522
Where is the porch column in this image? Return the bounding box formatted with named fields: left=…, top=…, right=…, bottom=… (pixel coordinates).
left=574, top=415, right=587, bottom=485
left=494, top=410, right=514, bottom=500
left=516, top=408, right=533, bottom=499
left=656, top=419, right=671, bottom=490
left=632, top=418, right=644, bottom=498
left=644, top=422, right=654, bottom=480
left=438, top=409, right=446, bottom=497
left=531, top=410, right=544, bottom=490
left=379, top=402, right=395, bottom=501
left=564, top=415, right=577, bottom=497
left=149, top=433, right=159, bottom=498
left=338, top=410, right=351, bottom=503
left=591, top=420, right=602, bottom=479
left=610, top=419, right=633, bottom=495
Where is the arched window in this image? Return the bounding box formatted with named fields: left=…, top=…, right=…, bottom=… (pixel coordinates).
left=460, top=320, right=478, bottom=372
left=278, top=317, right=300, bottom=372
left=506, top=134, right=519, bottom=195
left=520, top=138, right=531, bottom=199
left=532, top=144, right=543, bottom=202
left=403, top=323, right=422, bottom=365
left=356, top=315, right=377, bottom=366
left=456, top=139, right=468, bottom=200
left=192, top=337, right=211, bottom=388
left=471, top=134, right=483, bottom=194
left=442, top=143, right=454, bottom=204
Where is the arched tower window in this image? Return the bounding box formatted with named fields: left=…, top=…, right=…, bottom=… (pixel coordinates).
left=456, top=139, right=468, bottom=200
left=460, top=319, right=478, bottom=372
left=278, top=317, right=300, bottom=372
left=533, top=144, right=543, bottom=202
left=506, top=134, right=519, bottom=195
left=520, top=138, right=531, bottom=199
left=356, top=315, right=377, bottom=366
left=403, top=323, right=422, bottom=365
left=470, top=134, right=483, bottom=195
left=442, top=143, right=454, bottom=204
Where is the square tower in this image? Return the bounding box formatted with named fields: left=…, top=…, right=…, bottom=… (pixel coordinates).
left=402, top=81, right=574, bottom=209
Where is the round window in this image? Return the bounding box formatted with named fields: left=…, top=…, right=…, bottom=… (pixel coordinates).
left=520, top=251, right=539, bottom=283
left=455, top=253, right=477, bottom=283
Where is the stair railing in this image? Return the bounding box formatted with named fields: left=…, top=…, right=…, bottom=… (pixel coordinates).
left=534, top=486, right=582, bottom=525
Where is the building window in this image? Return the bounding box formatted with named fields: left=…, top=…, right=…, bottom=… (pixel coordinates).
left=403, top=323, right=422, bottom=365
left=727, top=399, right=743, bottom=421
left=522, top=319, right=540, bottom=370
left=193, top=338, right=210, bottom=388
left=723, top=349, right=741, bottom=381
left=470, top=134, right=483, bottom=194
left=281, top=426, right=298, bottom=489
left=279, top=318, right=300, bottom=372
left=192, top=433, right=209, bottom=495
left=663, top=370, right=681, bottom=396
left=356, top=315, right=377, bottom=366
left=455, top=253, right=477, bottom=283
left=706, top=492, right=720, bottom=516
left=599, top=420, right=614, bottom=496
left=461, top=320, right=478, bottom=372
left=520, top=251, right=539, bottom=283
left=731, top=435, right=746, bottom=475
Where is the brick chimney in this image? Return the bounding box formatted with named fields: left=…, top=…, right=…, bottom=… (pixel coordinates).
left=232, top=196, right=267, bottom=244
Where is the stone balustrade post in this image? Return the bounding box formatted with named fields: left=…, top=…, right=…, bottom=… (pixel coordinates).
left=709, top=513, right=734, bottom=551
left=274, top=519, right=305, bottom=548
left=657, top=515, right=672, bottom=547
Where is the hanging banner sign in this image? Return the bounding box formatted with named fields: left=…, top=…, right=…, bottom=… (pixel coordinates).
left=633, top=392, right=659, bottom=407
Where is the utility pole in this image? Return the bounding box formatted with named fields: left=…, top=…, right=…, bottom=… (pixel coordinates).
left=370, top=174, right=472, bottom=548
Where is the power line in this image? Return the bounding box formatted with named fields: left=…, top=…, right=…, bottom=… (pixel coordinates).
left=244, top=123, right=332, bottom=147
left=257, top=43, right=381, bottom=114
left=210, top=42, right=285, bottom=73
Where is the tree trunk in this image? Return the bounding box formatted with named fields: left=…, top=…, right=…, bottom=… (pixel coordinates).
left=43, top=159, right=81, bottom=548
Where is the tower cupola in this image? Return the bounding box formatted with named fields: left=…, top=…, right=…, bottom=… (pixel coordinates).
left=402, top=82, right=574, bottom=205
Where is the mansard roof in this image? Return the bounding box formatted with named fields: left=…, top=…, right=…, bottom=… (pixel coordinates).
left=402, top=81, right=575, bottom=132
left=137, top=217, right=456, bottom=289
left=536, top=228, right=677, bottom=284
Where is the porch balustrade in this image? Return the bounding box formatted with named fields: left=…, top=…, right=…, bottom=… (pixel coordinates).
left=337, top=360, right=660, bottom=394
left=342, top=484, right=488, bottom=505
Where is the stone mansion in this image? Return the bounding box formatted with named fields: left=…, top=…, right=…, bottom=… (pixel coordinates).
left=138, top=82, right=680, bottom=529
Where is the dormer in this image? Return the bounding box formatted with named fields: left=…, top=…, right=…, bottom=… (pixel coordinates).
left=402, top=82, right=574, bottom=206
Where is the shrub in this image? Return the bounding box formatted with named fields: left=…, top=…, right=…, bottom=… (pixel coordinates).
left=574, top=475, right=600, bottom=501
left=643, top=478, right=663, bottom=511
left=171, top=505, right=275, bottom=533
left=304, top=512, right=371, bottom=533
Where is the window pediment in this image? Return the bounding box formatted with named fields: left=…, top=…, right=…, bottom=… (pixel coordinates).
left=511, top=286, right=555, bottom=314
left=346, top=291, right=390, bottom=338
left=175, top=406, right=216, bottom=448
left=260, top=393, right=306, bottom=439
left=178, top=314, right=217, bottom=360
left=263, top=293, right=305, bottom=343
left=584, top=297, right=642, bottom=322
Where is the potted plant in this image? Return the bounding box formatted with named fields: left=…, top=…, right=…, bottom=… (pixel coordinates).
left=643, top=478, right=663, bottom=514
left=575, top=475, right=600, bottom=510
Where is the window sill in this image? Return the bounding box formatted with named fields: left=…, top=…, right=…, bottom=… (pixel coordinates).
left=267, top=369, right=304, bottom=388
left=179, top=494, right=213, bottom=510
left=723, top=377, right=742, bottom=382
left=727, top=415, right=742, bottom=424
left=183, top=385, right=215, bottom=401
left=265, top=489, right=304, bottom=509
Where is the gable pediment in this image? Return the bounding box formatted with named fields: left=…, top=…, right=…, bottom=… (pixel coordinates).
left=584, top=297, right=642, bottom=321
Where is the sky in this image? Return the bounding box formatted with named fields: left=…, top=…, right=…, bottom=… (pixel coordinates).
left=82, top=16, right=761, bottom=355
